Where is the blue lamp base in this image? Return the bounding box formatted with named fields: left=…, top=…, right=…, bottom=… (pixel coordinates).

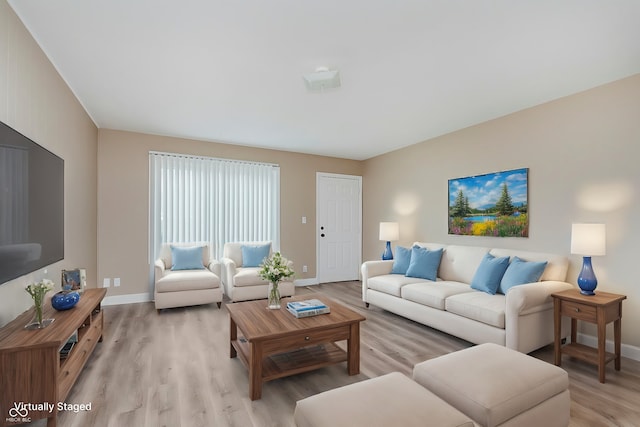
left=382, top=241, right=393, bottom=260
left=577, top=256, right=597, bottom=296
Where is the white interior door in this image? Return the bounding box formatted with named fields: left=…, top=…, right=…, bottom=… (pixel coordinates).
left=317, top=173, right=362, bottom=283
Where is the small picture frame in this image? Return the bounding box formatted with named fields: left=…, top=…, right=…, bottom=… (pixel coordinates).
left=61, top=269, right=83, bottom=292
left=79, top=268, right=87, bottom=292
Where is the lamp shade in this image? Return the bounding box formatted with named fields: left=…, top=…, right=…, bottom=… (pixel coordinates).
left=571, top=223, right=606, bottom=256
left=379, top=222, right=399, bottom=241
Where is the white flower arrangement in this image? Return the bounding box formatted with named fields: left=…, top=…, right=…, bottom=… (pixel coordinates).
left=26, top=279, right=55, bottom=325
left=259, top=252, right=295, bottom=308
left=258, top=252, right=295, bottom=284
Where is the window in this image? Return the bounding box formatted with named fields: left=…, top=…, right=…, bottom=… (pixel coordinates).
left=149, top=152, right=280, bottom=264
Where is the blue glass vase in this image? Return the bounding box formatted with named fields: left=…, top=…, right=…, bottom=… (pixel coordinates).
left=382, top=241, right=394, bottom=260
left=577, top=256, right=598, bottom=296
left=51, top=291, right=81, bottom=311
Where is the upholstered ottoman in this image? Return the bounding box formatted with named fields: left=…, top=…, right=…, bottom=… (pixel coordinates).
left=294, top=372, right=474, bottom=427
left=413, top=343, right=570, bottom=427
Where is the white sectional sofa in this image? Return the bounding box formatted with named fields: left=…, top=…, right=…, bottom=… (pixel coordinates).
left=361, top=242, right=573, bottom=353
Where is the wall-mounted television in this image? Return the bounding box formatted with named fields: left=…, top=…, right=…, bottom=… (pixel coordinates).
left=0, top=121, right=64, bottom=285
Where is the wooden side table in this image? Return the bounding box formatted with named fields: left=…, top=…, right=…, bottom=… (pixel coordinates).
left=551, top=289, right=626, bottom=383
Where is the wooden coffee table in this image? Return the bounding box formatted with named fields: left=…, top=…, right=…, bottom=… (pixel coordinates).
left=227, top=293, right=366, bottom=400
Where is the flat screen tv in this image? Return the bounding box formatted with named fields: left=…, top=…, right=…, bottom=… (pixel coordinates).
left=0, top=121, right=64, bottom=285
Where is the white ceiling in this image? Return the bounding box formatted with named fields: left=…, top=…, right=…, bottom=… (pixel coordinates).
left=8, top=1, right=640, bottom=161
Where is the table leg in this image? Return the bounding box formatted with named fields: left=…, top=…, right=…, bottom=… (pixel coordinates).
left=347, top=322, right=360, bottom=375
left=570, top=318, right=577, bottom=344
left=229, top=316, right=237, bottom=358
left=249, top=342, right=263, bottom=400
left=553, top=300, right=562, bottom=366
left=614, top=315, right=622, bottom=371
left=597, top=306, right=606, bottom=383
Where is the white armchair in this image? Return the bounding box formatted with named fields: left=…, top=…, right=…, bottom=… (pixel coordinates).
left=221, top=241, right=295, bottom=302
left=154, top=243, right=223, bottom=312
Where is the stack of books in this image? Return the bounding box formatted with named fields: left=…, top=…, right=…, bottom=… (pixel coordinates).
left=287, top=299, right=330, bottom=318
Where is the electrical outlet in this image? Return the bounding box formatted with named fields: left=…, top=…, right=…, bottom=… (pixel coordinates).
left=302, top=216, right=307, bottom=224
left=303, top=265, right=308, bottom=273
left=103, top=278, right=110, bottom=288
left=114, top=278, right=121, bottom=287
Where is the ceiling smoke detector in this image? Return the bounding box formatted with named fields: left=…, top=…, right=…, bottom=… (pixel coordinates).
left=303, top=67, right=341, bottom=91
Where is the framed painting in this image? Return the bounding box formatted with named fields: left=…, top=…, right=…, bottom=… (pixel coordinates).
left=448, top=168, right=529, bottom=237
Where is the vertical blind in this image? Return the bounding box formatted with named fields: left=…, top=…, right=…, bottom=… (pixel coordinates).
left=149, top=152, right=280, bottom=264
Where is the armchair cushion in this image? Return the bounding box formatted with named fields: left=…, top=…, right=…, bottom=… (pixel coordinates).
left=171, top=245, right=205, bottom=270
left=158, top=242, right=211, bottom=270
left=156, top=269, right=220, bottom=292
left=241, top=243, right=271, bottom=267
left=223, top=241, right=272, bottom=267
left=234, top=267, right=269, bottom=287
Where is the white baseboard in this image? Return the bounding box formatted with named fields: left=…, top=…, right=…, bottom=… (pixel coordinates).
left=294, top=278, right=319, bottom=286
left=577, top=333, right=640, bottom=362
left=101, top=282, right=320, bottom=304
left=102, top=292, right=152, bottom=306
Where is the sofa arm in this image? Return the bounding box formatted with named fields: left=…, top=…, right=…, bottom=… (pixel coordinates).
left=154, top=259, right=166, bottom=285
left=361, top=260, right=394, bottom=279
left=208, top=259, right=222, bottom=278
left=506, top=280, right=574, bottom=315
left=361, top=260, right=394, bottom=302
left=505, top=280, right=574, bottom=353
left=220, top=257, right=237, bottom=285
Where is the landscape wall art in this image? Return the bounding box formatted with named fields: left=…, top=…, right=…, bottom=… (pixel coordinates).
left=448, top=168, right=529, bottom=237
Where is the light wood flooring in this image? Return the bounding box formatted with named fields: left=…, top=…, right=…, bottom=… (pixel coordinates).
left=29, top=281, right=640, bottom=426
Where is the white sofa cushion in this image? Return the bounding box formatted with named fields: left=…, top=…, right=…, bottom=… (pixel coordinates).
left=439, top=245, right=491, bottom=283
left=368, top=274, right=431, bottom=297
left=155, top=269, right=220, bottom=293
left=233, top=267, right=269, bottom=287
left=402, top=281, right=473, bottom=310
left=490, top=248, right=568, bottom=282
left=415, top=243, right=490, bottom=284
left=413, top=343, right=569, bottom=427
left=445, top=291, right=506, bottom=328
left=294, top=372, right=475, bottom=427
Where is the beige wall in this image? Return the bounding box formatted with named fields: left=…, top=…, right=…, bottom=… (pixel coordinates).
left=97, top=129, right=362, bottom=297
left=2, top=0, right=638, bottom=351
left=0, top=3, right=98, bottom=327
left=362, top=74, right=640, bottom=348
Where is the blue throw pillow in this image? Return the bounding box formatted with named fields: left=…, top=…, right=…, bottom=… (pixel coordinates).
left=405, top=246, right=443, bottom=281
left=391, top=246, right=411, bottom=274
left=242, top=244, right=271, bottom=267
left=498, top=256, right=548, bottom=294
left=171, top=245, right=205, bottom=270
left=470, top=253, right=510, bottom=295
